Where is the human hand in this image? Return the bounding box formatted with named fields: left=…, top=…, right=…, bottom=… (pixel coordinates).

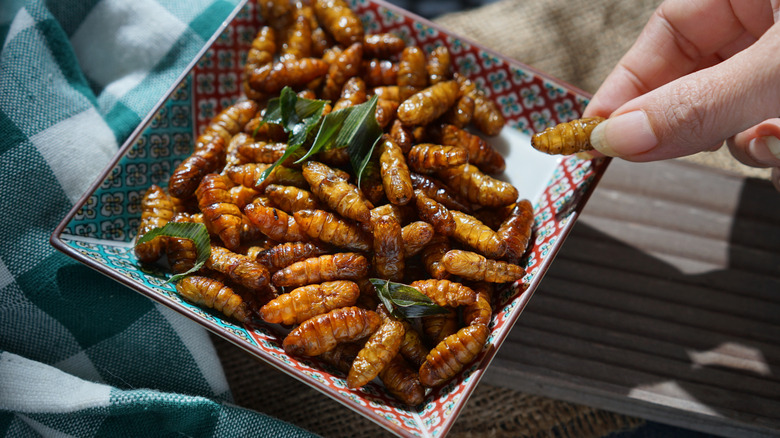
left=582, top=0, right=780, bottom=190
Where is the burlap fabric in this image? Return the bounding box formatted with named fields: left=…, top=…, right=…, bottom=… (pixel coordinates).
left=217, top=0, right=764, bottom=436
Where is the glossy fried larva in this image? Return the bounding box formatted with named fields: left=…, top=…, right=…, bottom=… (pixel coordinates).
left=410, top=279, right=477, bottom=307
left=310, top=26, right=333, bottom=58
left=226, top=163, right=308, bottom=192
left=379, top=355, right=425, bottom=406
left=358, top=157, right=386, bottom=206
left=397, top=80, right=458, bottom=127
left=439, top=124, right=505, bottom=175
left=257, top=0, right=292, bottom=23
left=442, top=249, right=524, bottom=283
left=254, top=241, right=330, bottom=272
left=389, top=119, right=414, bottom=155
left=236, top=141, right=290, bottom=165
left=166, top=213, right=198, bottom=274
left=347, top=319, right=405, bottom=388
left=464, top=282, right=493, bottom=326
left=244, top=26, right=276, bottom=100
left=374, top=98, right=400, bottom=129
left=531, top=116, right=606, bottom=155
left=259, top=280, right=360, bottom=325
left=450, top=210, right=506, bottom=259
left=135, top=184, right=175, bottom=263
left=376, top=305, right=428, bottom=368
left=426, top=45, right=451, bottom=85
left=442, top=94, right=475, bottom=128
left=196, top=174, right=243, bottom=250
left=332, top=76, right=367, bottom=112
left=472, top=93, right=506, bottom=137
left=282, top=306, right=381, bottom=356
left=419, top=323, right=489, bottom=387
left=437, top=164, right=517, bottom=208
left=363, top=33, right=406, bottom=59
left=228, top=185, right=260, bottom=209
left=248, top=57, right=329, bottom=95
left=497, top=199, right=534, bottom=263
left=293, top=209, right=373, bottom=252
left=316, top=147, right=351, bottom=167
left=264, top=184, right=321, bottom=213
left=371, top=214, right=404, bottom=282
left=168, top=136, right=226, bottom=199
left=176, top=276, right=250, bottom=323
left=243, top=202, right=309, bottom=243
left=281, top=8, right=312, bottom=59
left=414, top=190, right=455, bottom=236
left=197, top=100, right=260, bottom=151
left=370, top=203, right=415, bottom=226
left=422, top=308, right=458, bottom=345
left=322, top=42, right=363, bottom=101
left=362, top=59, right=398, bottom=88
left=407, top=143, right=469, bottom=174
left=313, top=0, right=364, bottom=46
left=302, top=161, right=372, bottom=223
left=409, top=172, right=470, bottom=212
left=378, top=135, right=413, bottom=206
left=319, top=342, right=363, bottom=373
left=272, top=252, right=370, bottom=287
left=207, top=245, right=270, bottom=291
left=397, top=46, right=428, bottom=101
left=401, top=221, right=435, bottom=258
left=420, top=234, right=451, bottom=280
left=372, top=85, right=401, bottom=103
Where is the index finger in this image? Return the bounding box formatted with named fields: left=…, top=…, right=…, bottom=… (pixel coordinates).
left=584, top=0, right=773, bottom=117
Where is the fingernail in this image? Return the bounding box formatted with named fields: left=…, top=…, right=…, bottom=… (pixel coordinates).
left=590, top=111, right=658, bottom=157
left=748, top=136, right=780, bottom=166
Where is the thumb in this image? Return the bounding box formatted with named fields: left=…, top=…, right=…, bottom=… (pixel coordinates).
left=589, top=24, right=780, bottom=162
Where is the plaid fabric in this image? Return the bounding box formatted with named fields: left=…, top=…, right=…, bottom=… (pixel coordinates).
left=0, top=1, right=315, bottom=436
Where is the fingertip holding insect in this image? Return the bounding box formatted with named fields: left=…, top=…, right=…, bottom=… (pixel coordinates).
left=589, top=110, right=658, bottom=158
left=747, top=136, right=780, bottom=167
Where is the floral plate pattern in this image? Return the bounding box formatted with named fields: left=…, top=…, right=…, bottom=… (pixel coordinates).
left=52, top=1, right=609, bottom=437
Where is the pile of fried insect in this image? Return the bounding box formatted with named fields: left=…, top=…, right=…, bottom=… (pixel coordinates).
left=133, top=0, right=556, bottom=407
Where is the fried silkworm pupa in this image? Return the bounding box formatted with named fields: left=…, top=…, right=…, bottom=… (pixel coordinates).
left=236, top=141, right=294, bottom=166
left=464, top=282, right=493, bottom=326
left=422, top=308, right=459, bottom=346
left=226, top=163, right=308, bottom=192
left=410, top=279, right=477, bottom=307
left=397, top=80, right=459, bottom=127
left=313, top=0, right=364, bottom=46
left=264, top=184, right=321, bottom=213
left=283, top=306, right=381, bottom=356
left=135, top=184, right=175, bottom=263
left=407, top=143, right=469, bottom=174
left=272, top=252, right=370, bottom=287
left=244, top=26, right=276, bottom=100
left=370, top=203, right=416, bottom=226
left=426, top=45, right=451, bottom=85
left=379, top=355, right=425, bottom=406
left=248, top=57, right=329, bottom=95
left=497, top=199, right=534, bottom=263
left=378, top=135, right=414, bottom=206
left=420, top=234, right=451, bottom=280
left=441, top=94, right=475, bottom=128
left=450, top=210, right=506, bottom=259
left=166, top=212, right=198, bottom=274
left=168, top=136, right=226, bottom=199
left=397, top=46, right=428, bottom=101
left=259, top=280, right=360, bottom=325
left=332, top=76, right=367, bottom=112
left=176, top=276, right=251, bottom=323
left=196, top=174, right=243, bottom=251
left=530, top=116, right=606, bottom=155
left=322, top=42, right=363, bottom=101
left=414, top=190, right=455, bottom=236
left=302, top=161, right=372, bottom=223
left=409, top=172, right=470, bottom=212
left=293, top=209, right=373, bottom=252
left=437, top=164, right=518, bottom=208
left=254, top=241, right=330, bottom=272
left=228, top=185, right=261, bottom=209
left=372, top=85, right=401, bottom=103
left=363, top=33, right=405, bottom=59
left=376, top=305, right=428, bottom=368
left=257, top=0, right=292, bottom=24
left=197, top=100, right=260, bottom=151
left=419, top=323, right=489, bottom=387
left=281, top=7, right=312, bottom=60
left=207, top=245, right=271, bottom=291
left=401, top=221, right=435, bottom=258
left=362, top=59, right=398, bottom=88
left=374, top=98, right=400, bottom=129
left=442, top=249, right=524, bottom=283
left=455, top=73, right=505, bottom=136
left=439, top=124, right=505, bottom=175
left=371, top=214, right=404, bottom=282
left=244, top=202, right=309, bottom=243
left=359, top=156, right=386, bottom=206
left=310, top=26, right=333, bottom=58
left=347, top=318, right=405, bottom=388
left=319, top=342, right=363, bottom=374
left=389, top=119, right=414, bottom=154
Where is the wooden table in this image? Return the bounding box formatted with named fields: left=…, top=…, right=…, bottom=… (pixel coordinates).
left=484, top=159, right=780, bottom=437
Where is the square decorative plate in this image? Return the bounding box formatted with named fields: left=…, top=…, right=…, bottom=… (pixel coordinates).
left=51, top=0, right=609, bottom=436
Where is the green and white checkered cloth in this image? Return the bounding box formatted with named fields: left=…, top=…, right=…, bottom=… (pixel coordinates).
left=0, top=1, right=315, bottom=436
